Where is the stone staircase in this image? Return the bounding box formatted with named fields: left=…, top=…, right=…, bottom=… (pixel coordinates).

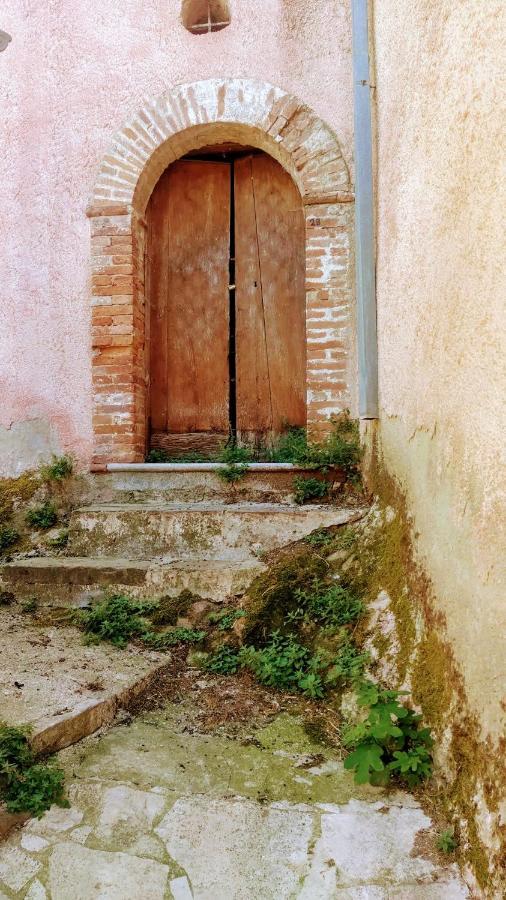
left=0, top=466, right=363, bottom=606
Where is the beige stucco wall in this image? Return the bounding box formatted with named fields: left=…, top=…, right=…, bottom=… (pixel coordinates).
left=0, top=0, right=353, bottom=475
left=372, top=0, right=506, bottom=739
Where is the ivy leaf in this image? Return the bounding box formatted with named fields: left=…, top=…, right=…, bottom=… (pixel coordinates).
left=344, top=742, right=385, bottom=784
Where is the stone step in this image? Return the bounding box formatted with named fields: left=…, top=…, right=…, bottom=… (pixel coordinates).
left=82, top=464, right=344, bottom=505
left=68, top=502, right=361, bottom=560
left=0, top=555, right=265, bottom=605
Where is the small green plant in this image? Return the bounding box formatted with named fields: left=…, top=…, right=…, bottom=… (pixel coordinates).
left=238, top=634, right=328, bottom=698
left=0, top=525, right=19, bottom=552
left=143, top=627, right=205, bottom=649
left=76, top=594, right=154, bottom=648
left=293, top=477, right=329, bottom=505
left=216, top=443, right=253, bottom=485
left=436, top=828, right=458, bottom=854
left=208, top=609, right=246, bottom=631
left=0, top=723, right=68, bottom=817
left=46, top=528, right=69, bottom=549
left=21, top=598, right=38, bottom=614
left=303, top=528, right=334, bottom=547
left=26, top=501, right=58, bottom=530
left=146, top=449, right=171, bottom=463
left=293, top=581, right=363, bottom=628
left=324, top=636, right=369, bottom=685
left=204, top=645, right=241, bottom=675
left=343, top=680, right=433, bottom=787
left=39, top=454, right=74, bottom=482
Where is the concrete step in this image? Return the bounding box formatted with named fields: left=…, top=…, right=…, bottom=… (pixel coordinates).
left=0, top=555, right=265, bottom=605
left=82, top=464, right=344, bottom=505
left=67, top=502, right=361, bottom=560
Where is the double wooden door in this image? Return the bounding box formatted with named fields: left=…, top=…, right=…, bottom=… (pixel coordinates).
left=147, top=152, right=306, bottom=449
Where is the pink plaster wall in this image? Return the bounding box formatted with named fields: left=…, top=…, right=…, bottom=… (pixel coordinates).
left=0, top=0, right=353, bottom=473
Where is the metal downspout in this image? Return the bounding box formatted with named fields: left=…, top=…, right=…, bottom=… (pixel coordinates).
left=352, top=0, right=378, bottom=418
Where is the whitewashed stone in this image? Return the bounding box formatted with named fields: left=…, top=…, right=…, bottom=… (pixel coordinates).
left=96, top=784, right=166, bottom=839
left=155, top=797, right=315, bottom=899
left=68, top=825, right=93, bottom=844
left=25, top=879, right=48, bottom=900
left=21, top=834, right=50, bottom=852
left=170, top=875, right=193, bottom=900
left=48, top=843, right=169, bottom=899
left=0, top=845, right=40, bottom=892
left=27, top=805, right=83, bottom=834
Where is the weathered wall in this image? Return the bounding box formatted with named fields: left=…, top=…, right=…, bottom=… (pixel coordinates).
left=371, top=0, right=505, bottom=748
left=0, top=0, right=353, bottom=474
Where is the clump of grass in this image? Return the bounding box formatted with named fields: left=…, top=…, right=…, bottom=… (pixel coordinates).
left=26, top=501, right=58, bottom=530
left=0, top=525, right=19, bottom=552
left=39, top=454, right=73, bottom=482
left=0, top=722, right=68, bottom=817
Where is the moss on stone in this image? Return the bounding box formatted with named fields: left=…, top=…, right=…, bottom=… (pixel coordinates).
left=412, top=632, right=454, bottom=731
left=151, top=590, right=202, bottom=627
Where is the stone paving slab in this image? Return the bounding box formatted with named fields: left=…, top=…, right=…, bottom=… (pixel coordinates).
left=0, top=609, right=166, bottom=754
left=0, top=706, right=470, bottom=899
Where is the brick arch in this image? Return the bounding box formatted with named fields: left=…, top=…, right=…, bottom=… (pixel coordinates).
left=88, top=79, right=355, bottom=466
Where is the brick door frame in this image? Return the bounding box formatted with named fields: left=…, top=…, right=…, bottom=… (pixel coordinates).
left=87, top=79, right=355, bottom=466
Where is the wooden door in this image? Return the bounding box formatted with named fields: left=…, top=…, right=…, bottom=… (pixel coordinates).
left=234, top=154, right=306, bottom=439
left=147, top=159, right=230, bottom=439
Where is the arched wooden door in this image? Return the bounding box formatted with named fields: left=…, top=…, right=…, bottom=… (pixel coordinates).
left=147, top=151, right=306, bottom=454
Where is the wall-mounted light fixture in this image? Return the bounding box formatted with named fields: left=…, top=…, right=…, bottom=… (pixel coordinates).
left=0, top=30, right=12, bottom=52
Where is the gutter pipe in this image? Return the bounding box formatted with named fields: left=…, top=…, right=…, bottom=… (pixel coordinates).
left=351, top=0, right=378, bottom=418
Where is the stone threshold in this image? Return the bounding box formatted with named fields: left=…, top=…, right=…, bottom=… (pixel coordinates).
left=106, top=462, right=319, bottom=473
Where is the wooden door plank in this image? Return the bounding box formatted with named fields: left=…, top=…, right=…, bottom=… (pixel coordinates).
left=235, top=154, right=306, bottom=437
left=234, top=156, right=273, bottom=433
left=148, top=159, right=230, bottom=434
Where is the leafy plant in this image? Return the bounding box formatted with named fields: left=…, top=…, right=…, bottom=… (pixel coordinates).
left=216, top=443, right=252, bottom=485
left=217, top=463, right=249, bottom=484
left=343, top=679, right=433, bottom=787
left=294, top=581, right=363, bottom=628
left=0, top=525, right=19, bottom=552
left=293, top=477, right=329, bottom=505
left=143, top=627, right=205, bottom=649
left=0, top=723, right=68, bottom=817
left=26, top=501, right=58, bottom=530
left=75, top=594, right=154, bottom=648
left=268, top=414, right=362, bottom=480
left=303, top=528, right=334, bottom=547
left=204, top=645, right=241, bottom=674
left=21, top=598, right=38, bottom=614
left=39, top=454, right=74, bottom=482
left=436, top=828, right=457, bottom=854
left=324, top=636, right=369, bottom=685
left=208, top=608, right=246, bottom=631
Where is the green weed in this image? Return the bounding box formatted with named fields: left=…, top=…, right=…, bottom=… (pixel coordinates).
left=0, top=723, right=68, bottom=817
left=26, top=501, right=58, bottom=530
left=436, top=828, right=458, bottom=854
left=39, top=454, right=74, bottom=482
left=293, top=477, right=329, bottom=505
left=0, top=525, right=19, bottom=552
left=208, top=609, right=246, bottom=631
left=76, top=594, right=154, bottom=648
left=204, top=645, right=241, bottom=675
left=143, top=628, right=205, bottom=649
left=292, top=581, right=363, bottom=628
left=343, top=679, right=433, bottom=787
left=21, top=598, right=38, bottom=614
left=303, top=528, right=334, bottom=547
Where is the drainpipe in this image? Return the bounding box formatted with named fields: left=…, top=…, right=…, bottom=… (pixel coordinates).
left=351, top=0, right=378, bottom=418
